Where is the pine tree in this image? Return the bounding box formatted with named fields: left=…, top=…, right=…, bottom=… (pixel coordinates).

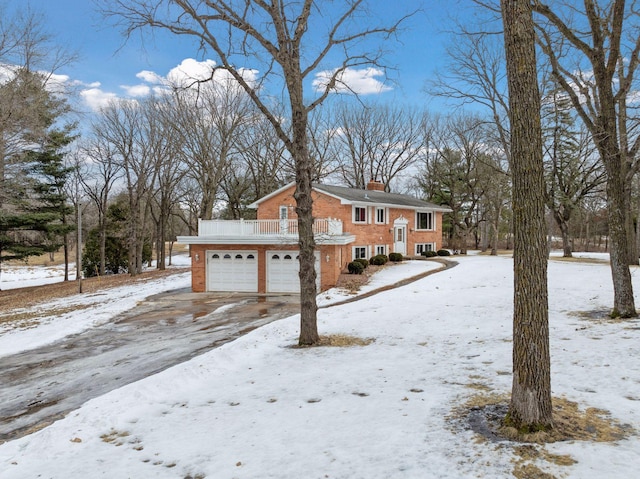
left=28, top=126, right=78, bottom=280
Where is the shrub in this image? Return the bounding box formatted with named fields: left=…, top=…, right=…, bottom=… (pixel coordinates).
left=348, top=261, right=365, bottom=274
left=421, top=250, right=438, bottom=258
left=389, top=252, right=404, bottom=262
left=370, top=254, right=388, bottom=266
left=354, top=258, right=369, bottom=269
left=437, top=249, right=451, bottom=256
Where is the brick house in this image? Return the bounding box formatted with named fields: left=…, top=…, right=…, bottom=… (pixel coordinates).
left=177, top=180, right=451, bottom=294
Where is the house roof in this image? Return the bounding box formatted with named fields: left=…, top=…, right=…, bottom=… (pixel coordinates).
left=248, top=181, right=452, bottom=212
left=312, top=184, right=452, bottom=212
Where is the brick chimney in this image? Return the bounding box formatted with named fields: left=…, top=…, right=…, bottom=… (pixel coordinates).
left=366, top=179, right=385, bottom=191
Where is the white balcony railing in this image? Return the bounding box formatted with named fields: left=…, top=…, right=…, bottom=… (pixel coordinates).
left=198, top=218, right=343, bottom=237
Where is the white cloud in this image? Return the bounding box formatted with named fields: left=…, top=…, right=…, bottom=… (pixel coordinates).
left=136, top=70, right=165, bottom=85
left=80, top=88, right=118, bottom=111
left=313, top=67, right=392, bottom=95
left=77, top=58, right=261, bottom=112
left=166, top=58, right=218, bottom=86
left=120, top=84, right=152, bottom=97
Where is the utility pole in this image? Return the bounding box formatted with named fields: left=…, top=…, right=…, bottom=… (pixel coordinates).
left=77, top=202, right=83, bottom=294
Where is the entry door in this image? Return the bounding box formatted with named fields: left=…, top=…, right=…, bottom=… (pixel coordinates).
left=394, top=226, right=407, bottom=255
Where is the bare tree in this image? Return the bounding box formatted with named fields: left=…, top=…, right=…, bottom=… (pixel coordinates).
left=305, top=106, right=341, bottom=182
left=334, top=102, right=425, bottom=191
left=416, top=114, right=490, bottom=253
left=532, top=0, right=640, bottom=317
left=79, top=136, right=124, bottom=276
left=542, top=86, right=605, bottom=257
left=146, top=96, right=188, bottom=270
left=170, top=77, right=255, bottom=220
left=501, top=0, right=553, bottom=431
left=96, top=99, right=160, bottom=276
left=101, top=0, right=413, bottom=345
left=429, top=23, right=512, bottom=166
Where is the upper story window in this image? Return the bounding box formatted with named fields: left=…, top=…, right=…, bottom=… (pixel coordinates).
left=354, top=206, right=367, bottom=223
left=416, top=211, right=434, bottom=230
left=279, top=206, right=288, bottom=220
left=375, top=207, right=386, bottom=224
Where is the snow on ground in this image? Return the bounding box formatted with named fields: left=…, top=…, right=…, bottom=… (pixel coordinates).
left=0, top=255, right=192, bottom=359
left=1, top=254, right=639, bottom=478
left=0, top=254, right=192, bottom=290
left=0, top=262, right=78, bottom=289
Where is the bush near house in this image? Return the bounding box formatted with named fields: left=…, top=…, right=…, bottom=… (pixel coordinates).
left=354, top=258, right=369, bottom=269
left=389, top=252, right=404, bottom=262
left=348, top=261, right=365, bottom=274
left=370, top=254, right=388, bottom=265
left=421, top=250, right=438, bottom=258
left=437, top=249, right=451, bottom=256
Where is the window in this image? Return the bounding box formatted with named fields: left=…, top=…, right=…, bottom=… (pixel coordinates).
left=415, top=243, right=435, bottom=255
left=353, top=246, right=367, bottom=260
left=416, top=211, right=434, bottom=230
left=279, top=206, right=288, bottom=220
left=354, top=206, right=367, bottom=223
left=375, top=245, right=386, bottom=255
left=375, top=207, right=386, bottom=224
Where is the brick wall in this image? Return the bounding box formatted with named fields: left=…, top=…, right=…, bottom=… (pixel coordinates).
left=257, top=184, right=446, bottom=263
left=188, top=243, right=342, bottom=293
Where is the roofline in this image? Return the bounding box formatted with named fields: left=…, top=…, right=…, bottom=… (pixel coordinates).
left=248, top=182, right=453, bottom=213
left=247, top=181, right=295, bottom=209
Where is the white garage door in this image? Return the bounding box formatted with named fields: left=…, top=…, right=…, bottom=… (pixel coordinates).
left=267, top=251, right=320, bottom=293
left=207, top=250, right=258, bottom=292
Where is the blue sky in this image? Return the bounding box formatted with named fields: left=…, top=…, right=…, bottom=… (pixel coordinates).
left=18, top=0, right=466, bottom=113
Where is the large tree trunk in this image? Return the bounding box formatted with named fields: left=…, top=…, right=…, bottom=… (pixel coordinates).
left=502, top=0, right=553, bottom=431
left=291, top=101, right=319, bottom=346
left=287, top=70, right=318, bottom=346
left=605, top=162, right=636, bottom=317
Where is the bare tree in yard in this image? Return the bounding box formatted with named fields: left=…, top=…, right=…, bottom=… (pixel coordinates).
left=429, top=26, right=512, bottom=166
left=416, top=114, right=490, bottom=254
left=305, top=107, right=341, bottom=182
left=78, top=136, right=123, bottom=276
left=542, top=86, right=605, bottom=257
left=170, top=77, right=254, bottom=220
left=147, top=96, right=188, bottom=270
left=97, top=99, right=160, bottom=276
left=478, top=150, right=511, bottom=255
left=501, top=0, right=553, bottom=431
left=101, top=0, right=412, bottom=345
left=532, top=0, right=640, bottom=317
left=334, top=102, right=425, bottom=191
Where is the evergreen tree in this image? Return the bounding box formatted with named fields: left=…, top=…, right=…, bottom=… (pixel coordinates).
left=28, top=126, right=78, bottom=279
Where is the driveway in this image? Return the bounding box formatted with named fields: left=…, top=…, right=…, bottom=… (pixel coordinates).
left=0, top=289, right=299, bottom=443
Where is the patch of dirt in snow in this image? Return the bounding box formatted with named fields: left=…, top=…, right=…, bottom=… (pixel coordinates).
left=291, top=334, right=375, bottom=348
left=449, top=391, right=636, bottom=479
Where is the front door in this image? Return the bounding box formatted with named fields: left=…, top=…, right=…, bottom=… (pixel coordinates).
left=279, top=205, right=288, bottom=234
left=394, top=225, right=407, bottom=255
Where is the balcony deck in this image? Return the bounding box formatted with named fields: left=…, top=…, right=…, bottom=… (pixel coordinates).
left=177, top=218, right=354, bottom=245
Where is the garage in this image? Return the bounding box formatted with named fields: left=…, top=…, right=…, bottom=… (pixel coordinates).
left=206, top=250, right=258, bottom=292
left=267, top=251, right=320, bottom=293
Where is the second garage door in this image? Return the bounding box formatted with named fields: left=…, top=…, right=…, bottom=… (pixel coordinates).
left=207, top=250, right=258, bottom=292
left=267, top=251, right=320, bottom=293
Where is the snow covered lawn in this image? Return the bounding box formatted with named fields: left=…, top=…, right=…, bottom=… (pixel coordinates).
left=1, top=255, right=639, bottom=478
